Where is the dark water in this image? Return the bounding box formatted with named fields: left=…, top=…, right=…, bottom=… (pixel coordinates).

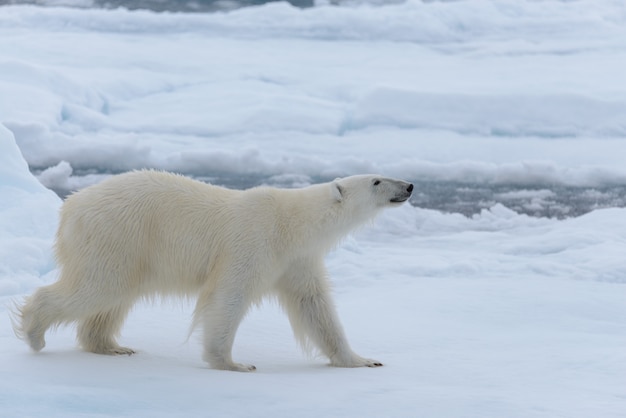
left=205, top=177, right=626, bottom=218
left=44, top=168, right=626, bottom=219
left=409, top=182, right=626, bottom=219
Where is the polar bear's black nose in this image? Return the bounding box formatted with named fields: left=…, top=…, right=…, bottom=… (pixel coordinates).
left=407, top=184, right=414, bottom=193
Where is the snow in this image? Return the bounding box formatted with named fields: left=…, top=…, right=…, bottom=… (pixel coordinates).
left=1, top=0, right=626, bottom=417
left=2, top=0, right=626, bottom=188
left=0, top=125, right=61, bottom=296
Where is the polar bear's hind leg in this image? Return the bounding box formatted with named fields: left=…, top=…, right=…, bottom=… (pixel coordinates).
left=77, top=305, right=135, bottom=355
left=13, top=284, right=71, bottom=352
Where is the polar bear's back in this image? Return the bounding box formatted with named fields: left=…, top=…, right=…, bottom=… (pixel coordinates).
left=55, top=170, right=240, bottom=295
left=66, top=169, right=234, bottom=206
left=59, top=170, right=236, bottom=239
left=51, top=170, right=381, bottom=298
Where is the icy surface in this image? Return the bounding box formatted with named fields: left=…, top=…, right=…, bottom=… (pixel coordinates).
left=0, top=124, right=61, bottom=296
left=2, top=0, right=626, bottom=214
left=1, top=1, right=626, bottom=417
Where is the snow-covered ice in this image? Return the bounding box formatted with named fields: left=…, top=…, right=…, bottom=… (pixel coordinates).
left=1, top=1, right=626, bottom=417
left=0, top=125, right=61, bottom=296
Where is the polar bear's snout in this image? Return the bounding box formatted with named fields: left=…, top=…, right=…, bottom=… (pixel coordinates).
left=389, top=181, right=414, bottom=203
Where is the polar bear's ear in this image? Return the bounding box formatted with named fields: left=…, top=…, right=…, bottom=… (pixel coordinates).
left=332, top=180, right=344, bottom=202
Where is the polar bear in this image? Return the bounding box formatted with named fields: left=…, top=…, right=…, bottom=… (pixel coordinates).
left=14, top=171, right=413, bottom=371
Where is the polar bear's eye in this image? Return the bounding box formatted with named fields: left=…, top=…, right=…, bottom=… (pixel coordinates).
left=373, top=180, right=381, bottom=186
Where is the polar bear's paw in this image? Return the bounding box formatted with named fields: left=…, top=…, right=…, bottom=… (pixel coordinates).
left=363, top=358, right=383, bottom=368
left=231, top=363, right=257, bottom=372
left=331, top=354, right=383, bottom=368
left=100, top=346, right=136, bottom=356
left=214, top=362, right=257, bottom=372
left=111, top=346, right=136, bottom=355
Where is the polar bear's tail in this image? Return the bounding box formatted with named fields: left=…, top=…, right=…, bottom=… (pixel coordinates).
left=8, top=300, right=26, bottom=343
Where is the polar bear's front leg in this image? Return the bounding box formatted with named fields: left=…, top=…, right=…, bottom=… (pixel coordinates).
left=277, top=262, right=383, bottom=368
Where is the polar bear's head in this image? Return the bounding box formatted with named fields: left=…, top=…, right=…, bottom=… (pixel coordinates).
left=331, top=175, right=413, bottom=212
left=295, top=175, right=414, bottom=249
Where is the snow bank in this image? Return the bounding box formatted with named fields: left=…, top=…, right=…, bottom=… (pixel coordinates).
left=350, top=202, right=626, bottom=284
left=1, top=0, right=626, bottom=193
left=346, top=88, right=626, bottom=137
left=0, top=124, right=61, bottom=296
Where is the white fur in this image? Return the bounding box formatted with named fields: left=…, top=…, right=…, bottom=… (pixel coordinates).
left=13, top=170, right=413, bottom=371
